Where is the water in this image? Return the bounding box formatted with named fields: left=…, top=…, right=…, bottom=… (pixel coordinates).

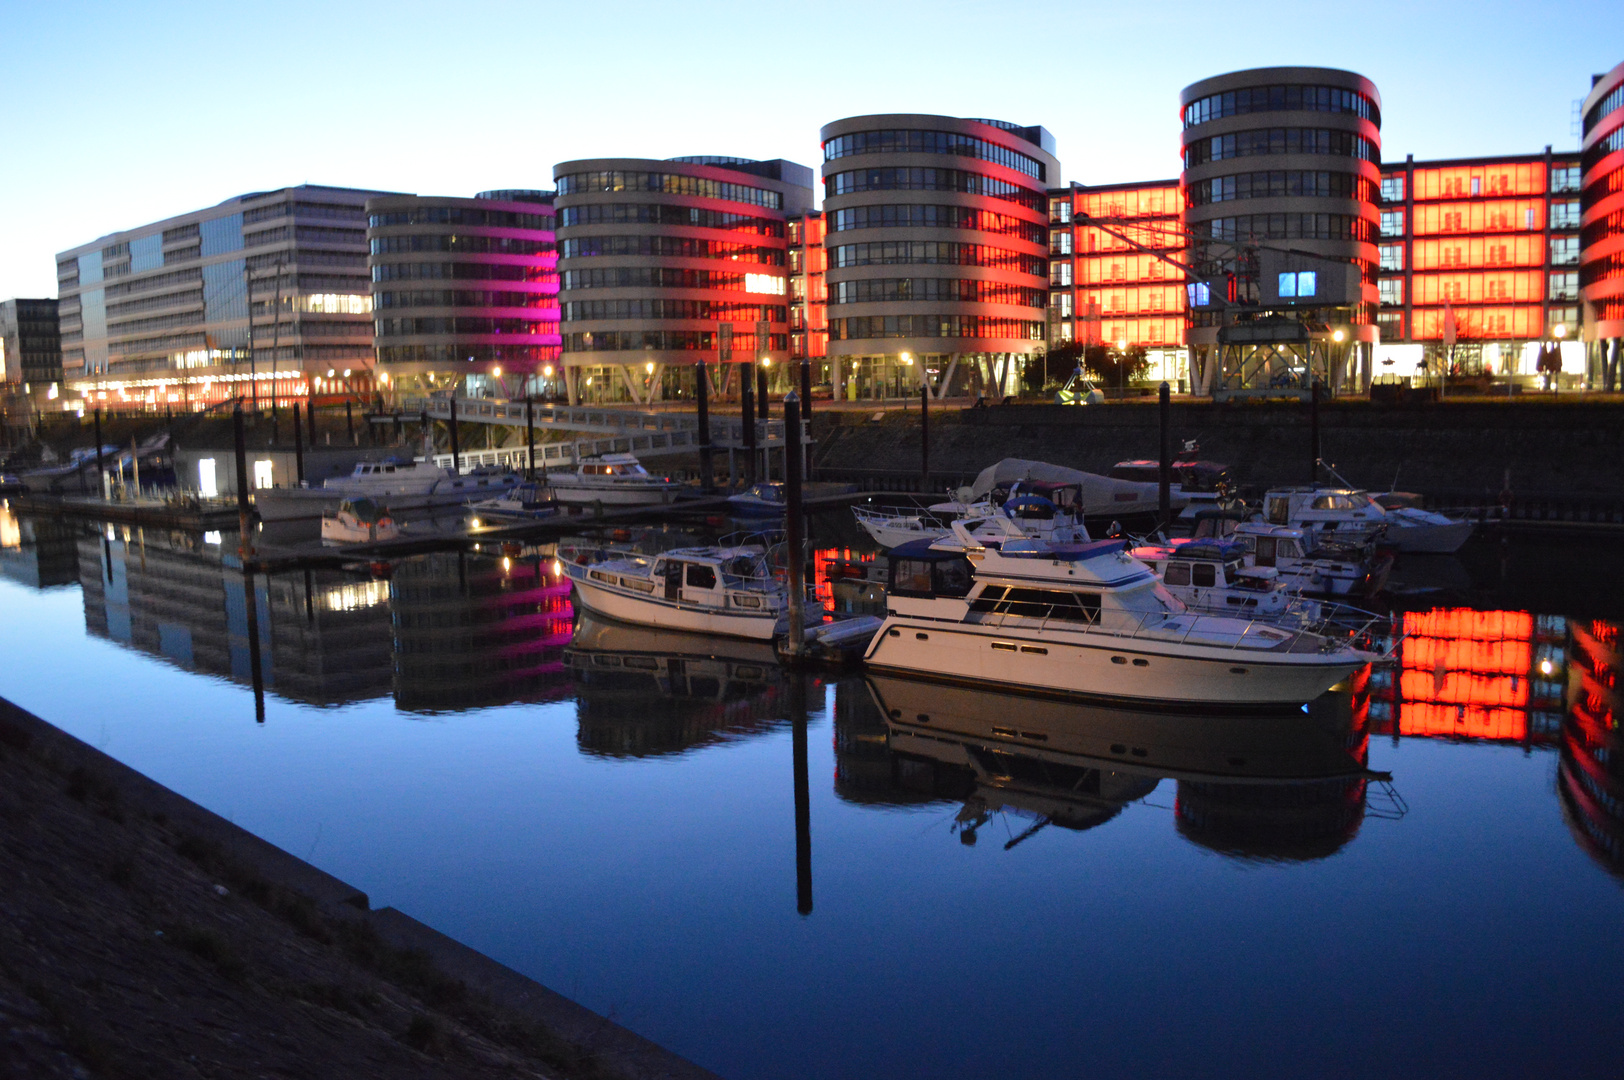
left=2, top=509, right=1623, bottom=1079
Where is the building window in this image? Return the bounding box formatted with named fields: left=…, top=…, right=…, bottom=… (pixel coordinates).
left=1051, top=231, right=1072, bottom=255
left=1378, top=244, right=1404, bottom=271
left=1050, top=198, right=1071, bottom=224
left=198, top=458, right=218, bottom=497
left=1278, top=271, right=1317, bottom=298
left=1550, top=166, right=1581, bottom=194
left=1376, top=311, right=1403, bottom=339
left=1380, top=211, right=1405, bottom=238
left=1548, top=272, right=1578, bottom=301
left=253, top=460, right=274, bottom=489
left=1550, top=201, right=1581, bottom=230
left=1381, top=176, right=1405, bottom=202
left=1051, top=262, right=1072, bottom=286
left=1378, top=278, right=1403, bottom=306
left=1550, top=236, right=1579, bottom=266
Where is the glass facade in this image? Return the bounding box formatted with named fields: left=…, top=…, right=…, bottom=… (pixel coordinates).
left=823, top=130, right=1047, bottom=181
left=1051, top=181, right=1188, bottom=353
left=199, top=213, right=243, bottom=257
left=1183, top=84, right=1379, bottom=127
left=1184, top=129, right=1378, bottom=167
left=555, top=170, right=782, bottom=210
left=825, top=167, right=1045, bottom=210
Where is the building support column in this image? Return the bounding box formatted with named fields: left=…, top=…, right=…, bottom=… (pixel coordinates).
left=938, top=356, right=959, bottom=400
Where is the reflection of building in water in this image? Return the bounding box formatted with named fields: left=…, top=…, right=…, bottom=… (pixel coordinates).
left=862, top=674, right=1375, bottom=854
left=75, top=527, right=394, bottom=706
left=0, top=505, right=79, bottom=588
left=566, top=612, right=787, bottom=757
left=1559, top=620, right=1624, bottom=877
left=390, top=552, right=572, bottom=713
left=1367, top=608, right=1567, bottom=745
left=814, top=547, right=882, bottom=617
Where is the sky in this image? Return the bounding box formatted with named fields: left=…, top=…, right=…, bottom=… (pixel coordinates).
left=1, top=0, right=1621, bottom=299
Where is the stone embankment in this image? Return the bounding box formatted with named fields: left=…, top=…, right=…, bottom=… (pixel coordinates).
left=0, top=696, right=719, bottom=1080
left=810, top=398, right=1624, bottom=508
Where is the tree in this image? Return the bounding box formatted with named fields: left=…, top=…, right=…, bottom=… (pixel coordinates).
left=1084, top=344, right=1150, bottom=388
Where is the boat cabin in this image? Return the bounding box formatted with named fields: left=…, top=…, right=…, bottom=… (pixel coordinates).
left=1262, top=487, right=1382, bottom=528
left=350, top=460, right=419, bottom=477
left=641, top=549, right=776, bottom=610
left=578, top=454, right=652, bottom=478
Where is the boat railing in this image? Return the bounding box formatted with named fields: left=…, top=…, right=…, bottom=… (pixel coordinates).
left=970, top=601, right=1376, bottom=657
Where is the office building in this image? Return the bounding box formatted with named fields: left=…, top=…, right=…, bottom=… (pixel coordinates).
left=1372, top=150, right=1583, bottom=381
left=366, top=190, right=560, bottom=401
left=57, top=184, right=393, bottom=414
left=1179, top=67, right=1383, bottom=395
left=820, top=114, right=1057, bottom=399
left=553, top=156, right=814, bottom=404
left=1046, top=180, right=1189, bottom=386
left=0, top=297, right=62, bottom=429
left=787, top=211, right=829, bottom=374
left=1581, top=60, right=1624, bottom=388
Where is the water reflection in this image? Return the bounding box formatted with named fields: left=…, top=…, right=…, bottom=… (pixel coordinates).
left=566, top=610, right=790, bottom=758
left=1560, top=619, right=1624, bottom=876
left=858, top=673, right=1379, bottom=856
left=0, top=502, right=80, bottom=588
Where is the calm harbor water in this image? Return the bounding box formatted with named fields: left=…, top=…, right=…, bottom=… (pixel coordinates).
left=3, top=505, right=1624, bottom=1079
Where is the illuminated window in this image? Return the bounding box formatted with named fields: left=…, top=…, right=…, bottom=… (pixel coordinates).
left=198, top=458, right=217, bottom=497
left=1380, top=211, right=1405, bottom=237
left=1278, top=271, right=1316, bottom=298
left=296, top=293, right=373, bottom=315
left=744, top=273, right=786, bottom=295
left=1187, top=281, right=1211, bottom=307
left=1378, top=279, right=1403, bottom=306
left=1381, top=176, right=1405, bottom=202
left=1550, top=201, right=1581, bottom=230
left=1551, top=166, right=1581, bottom=194
left=1051, top=231, right=1072, bottom=255
left=1379, top=244, right=1404, bottom=271
left=253, top=460, right=274, bottom=489
left=1551, top=236, right=1579, bottom=266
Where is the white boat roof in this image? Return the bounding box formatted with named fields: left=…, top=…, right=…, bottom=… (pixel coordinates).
left=961, top=458, right=1158, bottom=510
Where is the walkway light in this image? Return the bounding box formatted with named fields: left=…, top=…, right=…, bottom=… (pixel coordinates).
left=543, top=365, right=555, bottom=378
left=900, top=352, right=913, bottom=366
left=492, top=366, right=503, bottom=378
left=1332, top=329, right=1347, bottom=343
left=645, top=361, right=655, bottom=374
left=1554, top=323, right=1567, bottom=339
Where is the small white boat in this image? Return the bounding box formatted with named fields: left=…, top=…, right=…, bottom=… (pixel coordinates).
left=862, top=522, right=1380, bottom=705
left=562, top=539, right=818, bottom=640
left=728, top=482, right=788, bottom=517
left=1130, top=538, right=1321, bottom=622
left=467, top=482, right=556, bottom=521
left=256, top=460, right=522, bottom=521
left=1258, top=486, right=1474, bottom=555
left=320, top=497, right=401, bottom=546
left=547, top=453, right=681, bottom=506
left=1230, top=521, right=1385, bottom=597
left=855, top=489, right=1091, bottom=551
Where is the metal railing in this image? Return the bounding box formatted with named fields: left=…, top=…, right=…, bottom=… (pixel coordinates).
left=963, top=600, right=1384, bottom=657
left=401, top=395, right=801, bottom=450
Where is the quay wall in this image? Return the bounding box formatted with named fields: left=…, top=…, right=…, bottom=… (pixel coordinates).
left=810, top=399, right=1624, bottom=505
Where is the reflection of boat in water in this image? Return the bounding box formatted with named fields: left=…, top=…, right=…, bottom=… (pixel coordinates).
left=565, top=610, right=788, bottom=757
left=863, top=672, right=1380, bottom=856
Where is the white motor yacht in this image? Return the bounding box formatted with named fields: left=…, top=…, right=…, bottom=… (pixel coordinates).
left=562, top=539, right=818, bottom=640
left=320, top=497, right=401, bottom=546
left=467, top=481, right=556, bottom=521
left=1230, top=521, right=1386, bottom=597
left=862, top=522, right=1380, bottom=706
left=547, top=453, right=681, bottom=506
left=1259, top=486, right=1474, bottom=554
left=255, top=459, right=522, bottom=521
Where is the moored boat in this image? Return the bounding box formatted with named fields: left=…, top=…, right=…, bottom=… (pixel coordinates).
left=727, top=482, right=788, bottom=517
left=467, top=482, right=557, bottom=521
left=256, top=459, right=521, bottom=521
left=1259, top=486, right=1474, bottom=555
left=862, top=523, right=1380, bottom=705
left=547, top=453, right=681, bottom=506
left=855, top=489, right=1090, bottom=551
left=320, top=497, right=401, bottom=545
left=562, top=537, right=818, bottom=640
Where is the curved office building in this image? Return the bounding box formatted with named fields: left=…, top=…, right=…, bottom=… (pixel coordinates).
left=819, top=115, right=1057, bottom=399
left=1180, top=68, right=1381, bottom=393
left=366, top=192, right=559, bottom=399
left=553, top=157, right=813, bottom=404
left=1581, top=60, right=1624, bottom=388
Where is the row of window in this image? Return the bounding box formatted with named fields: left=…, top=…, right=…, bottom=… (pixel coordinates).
left=1582, top=126, right=1624, bottom=172
left=824, top=167, right=1046, bottom=211
left=369, top=207, right=552, bottom=230
left=563, top=330, right=786, bottom=352
left=1585, top=82, right=1624, bottom=136
left=559, top=267, right=783, bottom=292
left=1196, top=213, right=1372, bottom=243
left=1579, top=251, right=1624, bottom=289
left=561, top=300, right=785, bottom=322
left=557, top=203, right=784, bottom=236
left=559, top=235, right=784, bottom=265
left=829, top=241, right=1046, bottom=274
left=244, top=201, right=366, bottom=225
left=1184, top=129, right=1379, bottom=167
left=375, top=290, right=557, bottom=310
left=1187, top=170, right=1372, bottom=206
left=102, top=266, right=203, bottom=299
left=1380, top=201, right=1582, bottom=237
left=823, top=130, right=1047, bottom=181
left=1376, top=271, right=1570, bottom=306
left=555, top=171, right=783, bottom=210
left=379, top=344, right=560, bottom=365
left=1183, top=84, right=1380, bottom=128
left=106, top=288, right=202, bottom=318
left=828, top=315, right=1044, bottom=341
left=830, top=277, right=1047, bottom=307
left=376, top=317, right=558, bottom=337
left=830, top=204, right=1045, bottom=243
left=243, top=225, right=367, bottom=248
left=372, top=262, right=548, bottom=283
left=370, top=235, right=554, bottom=256
left=1581, top=212, right=1624, bottom=252
left=1390, top=235, right=1578, bottom=270
left=1381, top=165, right=1581, bottom=203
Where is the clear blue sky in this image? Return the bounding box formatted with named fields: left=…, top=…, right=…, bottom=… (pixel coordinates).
left=2, top=0, right=1620, bottom=299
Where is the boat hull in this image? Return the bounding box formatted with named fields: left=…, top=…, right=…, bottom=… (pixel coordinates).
left=568, top=574, right=784, bottom=640
left=550, top=484, right=678, bottom=507
left=1386, top=520, right=1473, bottom=554
left=863, top=619, right=1365, bottom=706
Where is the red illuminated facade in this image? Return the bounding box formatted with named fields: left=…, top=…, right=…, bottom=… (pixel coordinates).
left=1046, top=180, right=1188, bottom=370
left=788, top=212, right=828, bottom=368
left=1581, top=61, right=1624, bottom=388
left=1372, top=152, right=1582, bottom=379
left=1560, top=620, right=1623, bottom=873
